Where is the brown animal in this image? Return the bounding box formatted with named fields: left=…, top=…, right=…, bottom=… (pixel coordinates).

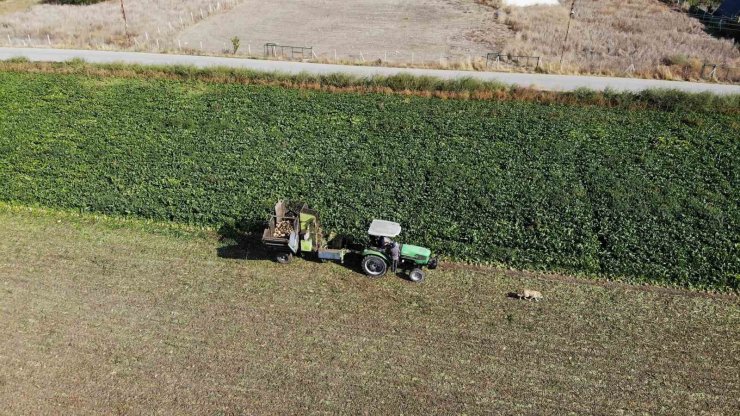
left=517, top=289, right=543, bottom=301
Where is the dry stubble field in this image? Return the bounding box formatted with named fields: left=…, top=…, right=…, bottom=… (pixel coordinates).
left=1, top=206, right=738, bottom=414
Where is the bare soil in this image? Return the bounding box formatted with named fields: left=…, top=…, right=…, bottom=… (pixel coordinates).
left=1, top=206, right=738, bottom=414
left=177, top=0, right=507, bottom=63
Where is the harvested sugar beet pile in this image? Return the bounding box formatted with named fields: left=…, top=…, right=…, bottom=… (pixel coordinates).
left=273, top=220, right=293, bottom=238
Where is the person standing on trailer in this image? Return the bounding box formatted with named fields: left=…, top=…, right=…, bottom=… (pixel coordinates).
left=390, top=242, right=400, bottom=273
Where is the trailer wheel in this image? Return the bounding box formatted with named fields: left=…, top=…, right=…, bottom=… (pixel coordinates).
left=409, top=268, right=425, bottom=283
left=362, top=255, right=387, bottom=278
left=276, top=252, right=293, bottom=264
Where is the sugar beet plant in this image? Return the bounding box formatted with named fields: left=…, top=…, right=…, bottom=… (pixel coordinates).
left=0, top=72, right=737, bottom=290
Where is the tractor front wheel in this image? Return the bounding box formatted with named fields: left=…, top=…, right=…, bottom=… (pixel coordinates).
left=362, top=255, right=387, bottom=278
left=276, top=252, right=293, bottom=264
left=409, top=268, right=425, bottom=283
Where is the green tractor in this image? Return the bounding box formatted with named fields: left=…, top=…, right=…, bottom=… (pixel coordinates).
left=261, top=201, right=437, bottom=283
left=360, top=219, right=438, bottom=283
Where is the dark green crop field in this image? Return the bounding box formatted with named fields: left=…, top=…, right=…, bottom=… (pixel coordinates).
left=0, top=72, right=738, bottom=289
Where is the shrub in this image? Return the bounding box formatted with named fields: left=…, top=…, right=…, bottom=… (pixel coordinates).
left=231, top=36, right=240, bottom=55
left=661, top=54, right=690, bottom=66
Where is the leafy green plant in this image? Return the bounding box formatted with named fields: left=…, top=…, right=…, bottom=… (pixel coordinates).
left=0, top=71, right=737, bottom=290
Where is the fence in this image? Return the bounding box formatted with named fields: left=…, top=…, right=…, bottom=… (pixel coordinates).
left=264, top=43, right=314, bottom=60
left=689, top=9, right=740, bottom=36
left=664, top=1, right=740, bottom=37
left=3, top=29, right=737, bottom=83
left=486, top=52, right=541, bottom=69
left=700, top=62, right=740, bottom=82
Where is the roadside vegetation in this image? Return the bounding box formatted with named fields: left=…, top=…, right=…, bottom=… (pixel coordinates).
left=0, top=205, right=737, bottom=414
left=2, top=59, right=739, bottom=112
left=0, top=69, right=737, bottom=290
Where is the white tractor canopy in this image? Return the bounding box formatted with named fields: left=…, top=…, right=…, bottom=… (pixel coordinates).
left=368, top=220, right=402, bottom=237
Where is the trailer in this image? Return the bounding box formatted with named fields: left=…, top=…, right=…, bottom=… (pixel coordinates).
left=261, top=200, right=349, bottom=264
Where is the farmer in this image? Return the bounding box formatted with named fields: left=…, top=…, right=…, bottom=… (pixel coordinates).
left=390, top=242, right=400, bottom=273
left=378, top=236, right=391, bottom=250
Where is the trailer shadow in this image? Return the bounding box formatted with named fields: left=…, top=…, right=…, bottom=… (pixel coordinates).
left=215, top=221, right=274, bottom=261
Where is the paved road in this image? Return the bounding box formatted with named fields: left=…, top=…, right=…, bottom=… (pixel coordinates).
left=2, top=47, right=739, bottom=95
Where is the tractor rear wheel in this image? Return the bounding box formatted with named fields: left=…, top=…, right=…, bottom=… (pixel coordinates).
left=362, top=255, right=387, bottom=278
left=409, top=268, right=425, bottom=283
left=276, top=252, right=293, bottom=264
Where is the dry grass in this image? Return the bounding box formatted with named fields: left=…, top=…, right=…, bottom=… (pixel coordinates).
left=0, top=0, right=243, bottom=49
left=0, top=0, right=39, bottom=14
left=495, top=0, right=740, bottom=78
left=0, top=204, right=738, bottom=414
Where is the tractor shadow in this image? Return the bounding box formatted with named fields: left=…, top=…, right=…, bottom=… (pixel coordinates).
left=319, top=251, right=414, bottom=282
